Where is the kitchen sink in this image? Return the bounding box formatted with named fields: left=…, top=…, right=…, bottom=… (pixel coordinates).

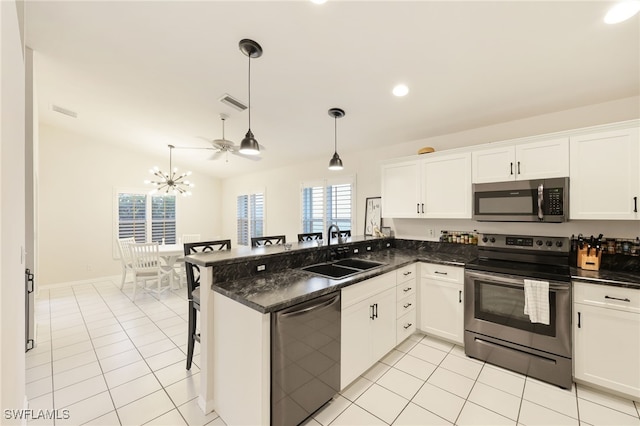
left=333, top=258, right=385, bottom=271
left=301, top=258, right=386, bottom=279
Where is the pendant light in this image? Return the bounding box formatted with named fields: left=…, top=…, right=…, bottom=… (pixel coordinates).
left=239, top=39, right=263, bottom=156
left=328, top=108, right=345, bottom=171
left=145, top=144, right=194, bottom=196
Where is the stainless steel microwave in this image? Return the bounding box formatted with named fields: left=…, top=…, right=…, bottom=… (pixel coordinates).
left=472, top=177, right=568, bottom=222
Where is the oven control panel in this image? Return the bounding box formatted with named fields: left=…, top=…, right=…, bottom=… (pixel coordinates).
left=478, top=233, right=569, bottom=253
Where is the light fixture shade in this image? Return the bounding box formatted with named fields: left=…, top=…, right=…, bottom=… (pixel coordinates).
left=328, top=152, right=343, bottom=170
left=239, top=129, right=260, bottom=155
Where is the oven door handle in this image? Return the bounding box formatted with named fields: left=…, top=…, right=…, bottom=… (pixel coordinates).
left=464, top=270, right=569, bottom=292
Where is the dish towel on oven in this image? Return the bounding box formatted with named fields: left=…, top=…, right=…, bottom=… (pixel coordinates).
left=524, top=279, right=550, bottom=325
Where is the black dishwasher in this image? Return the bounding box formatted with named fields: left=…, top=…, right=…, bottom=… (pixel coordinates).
left=271, top=291, right=341, bottom=426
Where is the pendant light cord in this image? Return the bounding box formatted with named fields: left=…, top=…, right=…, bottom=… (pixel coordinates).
left=247, top=54, right=251, bottom=130
left=334, top=116, right=338, bottom=154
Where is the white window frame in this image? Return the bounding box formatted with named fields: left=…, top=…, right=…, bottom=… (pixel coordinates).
left=300, top=175, right=356, bottom=235
left=236, top=188, right=266, bottom=246
left=113, top=187, right=178, bottom=258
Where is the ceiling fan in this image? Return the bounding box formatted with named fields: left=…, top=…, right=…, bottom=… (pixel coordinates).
left=175, top=114, right=265, bottom=162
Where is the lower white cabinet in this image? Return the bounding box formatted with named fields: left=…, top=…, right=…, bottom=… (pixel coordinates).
left=419, top=263, right=464, bottom=345
left=341, top=272, right=397, bottom=388
left=396, top=264, right=417, bottom=344
left=573, top=282, right=640, bottom=399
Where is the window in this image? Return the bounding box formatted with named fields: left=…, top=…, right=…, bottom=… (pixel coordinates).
left=117, top=191, right=176, bottom=244
left=237, top=192, right=265, bottom=246
left=301, top=177, right=355, bottom=234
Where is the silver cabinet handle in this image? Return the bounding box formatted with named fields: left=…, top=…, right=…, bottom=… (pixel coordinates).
left=459, top=290, right=462, bottom=303
left=403, top=287, right=412, bottom=292
left=435, top=271, right=448, bottom=275
left=403, top=271, right=412, bottom=276
left=403, top=323, right=413, bottom=329
left=605, top=295, right=631, bottom=302
left=403, top=303, right=412, bottom=309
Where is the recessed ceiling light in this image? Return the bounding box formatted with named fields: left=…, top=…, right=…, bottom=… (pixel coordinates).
left=392, top=84, right=409, bottom=97
left=310, top=0, right=327, bottom=4
left=604, top=1, right=640, bottom=24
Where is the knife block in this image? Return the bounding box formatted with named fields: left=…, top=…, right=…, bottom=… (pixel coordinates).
left=577, top=246, right=601, bottom=271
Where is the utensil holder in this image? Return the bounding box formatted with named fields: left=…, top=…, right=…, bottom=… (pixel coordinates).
left=578, top=247, right=602, bottom=271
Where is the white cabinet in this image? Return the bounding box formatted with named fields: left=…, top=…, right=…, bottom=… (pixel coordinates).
left=472, top=138, right=569, bottom=183
left=396, top=264, right=417, bottom=344
left=569, top=127, right=640, bottom=220
left=341, top=272, right=396, bottom=388
left=381, top=160, right=421, bottom=218
left=421, top=152, right=472, bottom=219
left=573, top=282, right=640, bottom=399
left=381, top=152, right=471, bottom=219
left=419, top=263, right=464, bottom=345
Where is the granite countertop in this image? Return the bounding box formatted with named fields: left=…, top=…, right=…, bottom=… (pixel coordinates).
left=213, top=249, right=471, bottom=313
left=571, top=267, right=640, bottom=290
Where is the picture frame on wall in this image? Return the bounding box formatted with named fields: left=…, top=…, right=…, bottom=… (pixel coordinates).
left=364, top=197, right=382, bottom=236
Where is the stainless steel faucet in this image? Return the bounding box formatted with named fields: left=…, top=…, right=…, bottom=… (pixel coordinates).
left=327, top=224, right=340, bottom=247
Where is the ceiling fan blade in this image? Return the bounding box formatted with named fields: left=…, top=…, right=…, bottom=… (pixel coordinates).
left=173, top=146, right=216, bottom=151
left=208, top=151, right=225, bottom=161
left=232, top=151, right=262, bottom=161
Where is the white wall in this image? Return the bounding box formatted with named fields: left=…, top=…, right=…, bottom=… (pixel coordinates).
left=1, top=0, right=27, bottom=416
left=38, top=124, right=223, bottom=285
left=221, top=96, right=640, bottom=243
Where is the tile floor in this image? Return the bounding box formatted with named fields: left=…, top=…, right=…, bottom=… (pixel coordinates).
left=26, top=277, right=640, bottom=425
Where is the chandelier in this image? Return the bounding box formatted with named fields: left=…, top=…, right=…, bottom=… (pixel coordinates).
left=145, top=144, right=194, bottom=196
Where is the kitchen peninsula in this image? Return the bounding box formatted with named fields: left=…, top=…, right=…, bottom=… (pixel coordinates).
left=185, top=236, right=473, bottom=425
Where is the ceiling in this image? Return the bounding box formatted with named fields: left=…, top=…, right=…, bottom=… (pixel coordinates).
left=25, top=1, right=640, bottom=179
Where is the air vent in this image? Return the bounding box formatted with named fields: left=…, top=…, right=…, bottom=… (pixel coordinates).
left=51, top=104, right=78, bottom=118
left=218, top=93, right=247, bottom=111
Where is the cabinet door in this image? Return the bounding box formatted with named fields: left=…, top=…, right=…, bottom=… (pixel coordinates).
left=371, top=287, right=397, bottom=361
left=472, top=146, right=516, bottom=183
left=515, top=138, right=569, bottom=180
left=574, top=303, right=640, bottom=399
left=381, top=160, right=422, bottom=218
left=340, top=300, right=373, bottom=388
left=570, top=127, right=640, bottom=220
left=419, top=279, right=464, bottom=345
left=422, top=153, right=472, bottom=218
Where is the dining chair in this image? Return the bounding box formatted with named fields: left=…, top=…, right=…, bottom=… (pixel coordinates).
left=174, top=234, right=202, bottom=288
left=116, top=237, right=136, bottom=290
left=297, top=232, right=323, bottom=242
left=251, top=235, right=286, bottom=247
left=184, top=239, right=232, bottom=370
left=330, top=229, right=351, bottom=239
left=129, top=242, right=172, bottom=301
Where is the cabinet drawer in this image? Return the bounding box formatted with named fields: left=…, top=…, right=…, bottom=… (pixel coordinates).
left=396, top=279, right=416, bottom=300
left=396, top=264, right=417, bottom=284
left=342, top=271, right=395, bottom=309
left=574, top=282, right=640, bottom=313
left=421, top=263, right=463, bottom=283
left=396, top=294, right=416, bottom=318
left=397, top=311, right=416, bottom=343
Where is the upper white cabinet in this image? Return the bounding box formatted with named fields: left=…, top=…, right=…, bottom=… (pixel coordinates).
left=472, top=138, right=569, bottom=183
left=381, top=160, right=421, bottom=218
left=421, top=152, right=472, bottom=219
left=381, top=152, right=471, bottom=219
left=570, top=127, right=640, bottom=220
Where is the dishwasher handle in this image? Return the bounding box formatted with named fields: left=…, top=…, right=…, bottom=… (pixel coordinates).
left=277, top=292, right=340, bottom=318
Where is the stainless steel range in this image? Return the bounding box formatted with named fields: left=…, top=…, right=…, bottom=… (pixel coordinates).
left=464, top=233, right=572, bottom=389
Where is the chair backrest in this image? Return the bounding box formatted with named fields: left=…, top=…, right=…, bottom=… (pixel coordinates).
left=184, top=240, right=232, bottom=295
left=331, top=230, right=351, bottom=239
left=297, top=232, right=323, bottom=242
left=251, top=235, right=286, bottom=247
left=117, top=237, right=136, bottom=266
left=181, top=234, right=202, bottom=244
left=129, top=242, right=161, bottom=273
